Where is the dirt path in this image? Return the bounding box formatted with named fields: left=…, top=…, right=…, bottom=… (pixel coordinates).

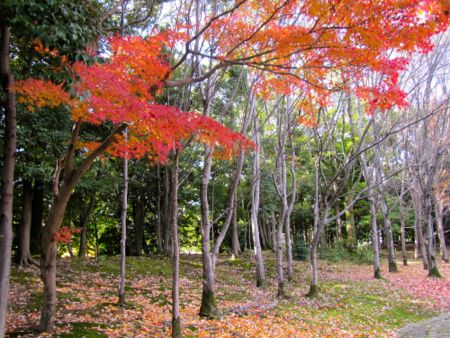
left=397, top=312, right=450, bottom=338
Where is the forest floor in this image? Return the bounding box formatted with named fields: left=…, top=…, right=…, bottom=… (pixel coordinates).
left=6, top=251, right=450, bottom=337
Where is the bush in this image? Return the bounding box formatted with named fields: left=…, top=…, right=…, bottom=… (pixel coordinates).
left=292, top=236, right=309, bottom=261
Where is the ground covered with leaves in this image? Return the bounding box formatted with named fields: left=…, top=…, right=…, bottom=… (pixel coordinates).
left=6, top=252, right=450, bottom=337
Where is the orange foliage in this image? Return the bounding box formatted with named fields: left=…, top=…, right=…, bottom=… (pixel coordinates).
left=15, top=33, right=253, bottom=164
left=205, top=0, right=448, bottom=111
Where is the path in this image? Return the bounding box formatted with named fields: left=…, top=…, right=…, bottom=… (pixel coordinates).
left=397, top=312, right=450, bottom=338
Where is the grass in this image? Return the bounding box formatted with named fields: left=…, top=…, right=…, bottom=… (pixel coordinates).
left=7, top=251, right=448, bottom=337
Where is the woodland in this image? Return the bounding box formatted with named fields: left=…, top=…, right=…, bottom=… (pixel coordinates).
left=0, top=0, right=449, bottom=337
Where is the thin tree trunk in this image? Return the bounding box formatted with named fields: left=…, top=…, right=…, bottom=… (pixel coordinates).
left=435, top=196, right=448, bottom=263
left=379, top=196, right=398, bottom=272
left=369, top=198, right=382, bottom=278
left=171, top=151, right=181, bottom=337
left=0, top=23, right=16, bottom=337
left=231, top=195, right=240, bottom=258
left=18, top=180, right=38, bottom=266
left=156, top=164, right=163, bottom=253
left=118, top=129, right=128, bottom=306
left=199, top=146, right=218, bottom=319
left=271, top=211, right=276, bottom=253
left=413, top=191, right=429, bottom=269
left=164, top=166, right=171, bottom=256
left=251, top=110, right=265, bottom=288
left=399, top=196, right=408, bottom=266
left=424, top=194, right=440, bottom=277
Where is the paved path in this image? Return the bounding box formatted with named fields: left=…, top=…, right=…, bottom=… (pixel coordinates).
left=397, top=312, right=450, bottom=338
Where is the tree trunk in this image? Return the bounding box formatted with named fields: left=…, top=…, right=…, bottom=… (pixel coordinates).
left=18, top=180, right=37, bottom=266
left=435, top=196, right=448, bottom=263
left=379, top=196, right=398, bottom=272
left=170, top=151, right=181, bottom=337
left=156, top=164, right=163, bottom=253
left=399, top=197, right=408, bottom=266
left=40, top=187, right=73, bottom=332
left=251, top=112, right=265, bottom=288
left=0, top=23, right=16, bottom=337
left=231, top=196, right=240, bottom=258
left=118, top=130, right=128, bottom=306
left=369, top=198, right=382, bottom=279
left=424, top=194, right=440, bottom=277
left=199, top=146, right=218, bottom=319
left=307, top=213, right=328, bottom=298
left=413, top=192, right=429, bottom=269
left=163, top=166, right=171, bottom=256
left=276, top=209, right=285, bottom=297
left=271, top=211, right=277, bottom=253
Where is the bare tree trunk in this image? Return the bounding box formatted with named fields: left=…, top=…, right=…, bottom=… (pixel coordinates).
left=424, top=194, right=440, bottom=277
left=434, top=196, right=448, bottom=263
left=118, top=129, right=128, bottom=306
left=271, top=211, right=276, bottom=253
left=399, top=195, right=408, bottom=266
left=0, top=23, right=16, bottom=337
left=276, top=209, right=285, bottom=297
left=373, top=114, right=397, bottom=273
left=164, top=166, right=171, bottom=256
left=18, top=180, right=38, bottom=266
left=369, top=198, right=382, bottom=278
left=231, top=195, right=240, bottom=258
left=199, top=146, right=218, bottom=319
left=307, top=212, right=328, bottom=298
left=156, top=164, right=163, bottom=253
left=251, top=111, right=265, bottom=288
left=413, top=191, right=429, bottom=269
left=170, top=151, right=181, bottom=337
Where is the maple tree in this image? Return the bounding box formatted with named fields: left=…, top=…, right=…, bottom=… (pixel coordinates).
left=14, top=31, right=252, bottom=332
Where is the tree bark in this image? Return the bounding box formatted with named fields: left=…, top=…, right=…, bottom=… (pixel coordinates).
left=399, top=193, right=408, bottom=266
left=156, top=164, right=163, bottom=253
left=250, top=110, right=265, bottom=288
left=18, top=180, right=38, bottom=266
left=231, top=195, right=241, bottom=258
left=344, top=194, right=357, bottom=249
left=118, top=129, right=128, bottom=306
left=434, top=196, right=448, bottom=263
left=424, top=194, right=440, bottom=277
left=369, top=198, right=382, bottom=278
left=163, top=166, right=171, bottom=256
left=0, top=23, right=16, bottom=337
left=199, top=146, right=218, bottom=318
left=170, top=151, right=181, bottom=337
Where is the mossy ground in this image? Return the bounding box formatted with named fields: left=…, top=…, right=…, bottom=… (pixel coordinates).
left=7, top=251, right=449, bottom=337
